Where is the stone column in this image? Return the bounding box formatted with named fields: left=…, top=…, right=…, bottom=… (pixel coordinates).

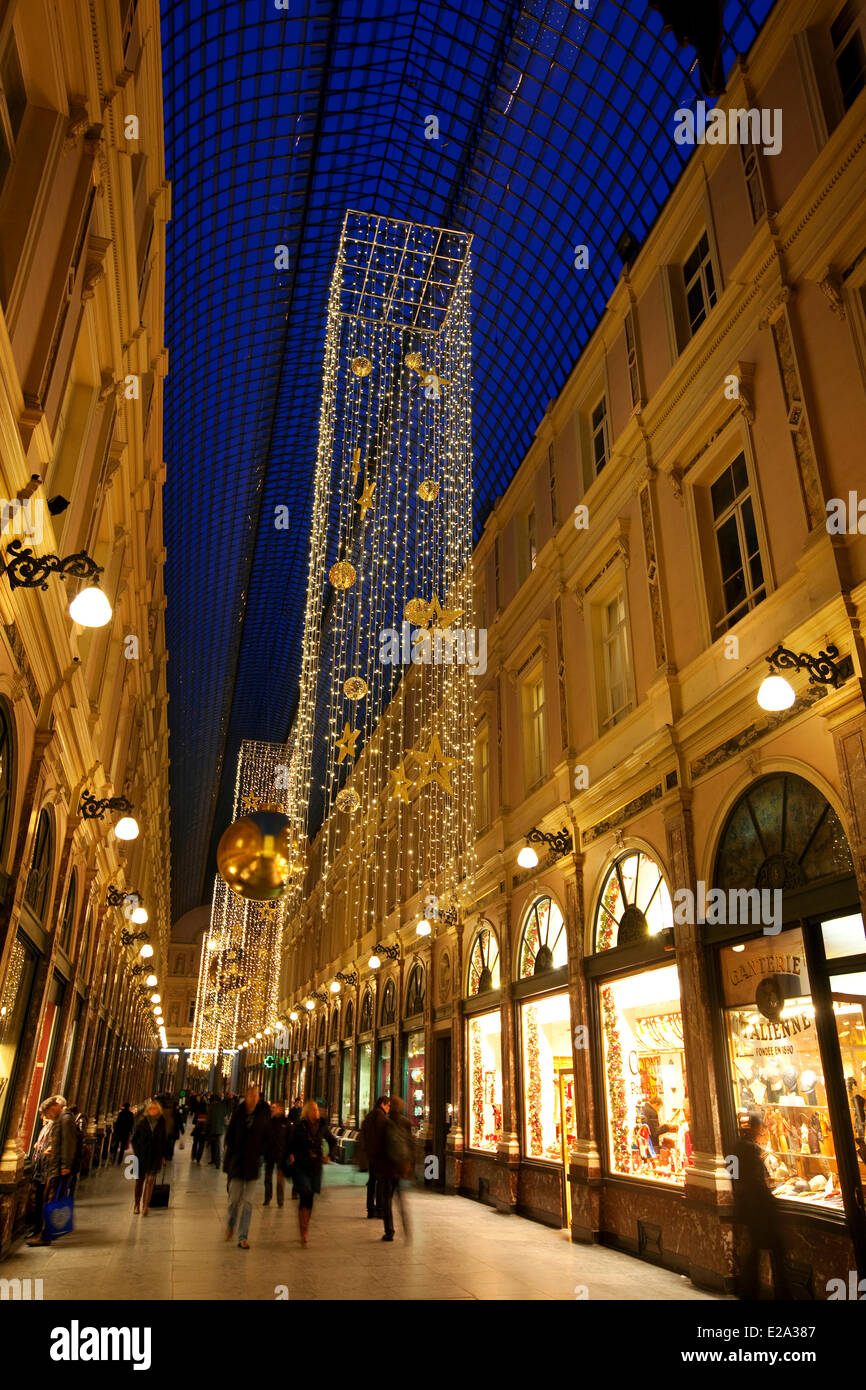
left=827, top=700, right=866, bottom=916
left=495, top=898, right=520, bottom=1210
left=564, top=855, right=602, bottom=1241
left=445, top=927, right=464, bottom=1192
left=347, top=989, right=359, bottom=1127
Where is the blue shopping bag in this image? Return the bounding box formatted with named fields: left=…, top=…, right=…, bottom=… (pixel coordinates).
left=43, top=1178, right=74, bottom=1239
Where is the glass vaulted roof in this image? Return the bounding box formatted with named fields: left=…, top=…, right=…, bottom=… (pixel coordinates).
left=161, top=0, right=775, bottom=920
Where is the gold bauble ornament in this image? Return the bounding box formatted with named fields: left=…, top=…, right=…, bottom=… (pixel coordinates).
left=351, top=355, right=372, bottom=377
left=216, top=809, right=291, bottom=901
left=417, top=478, right=439, bottom=501
left=404, top=597, right=431, bottom=625
left=404, top=351, right=423, bottom=372
left=343, top=675, right=368, bottom=700
left=335, top=787, right=361, bottom=814
left=329, top=560, right=357, bottom=590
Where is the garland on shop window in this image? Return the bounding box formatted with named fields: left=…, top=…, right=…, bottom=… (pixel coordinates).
left=471, top=1024, right=484, bottom=1148
left=525, top=1004, right=543, bottom=1156
left=601, top=984, right=630, bottom=1171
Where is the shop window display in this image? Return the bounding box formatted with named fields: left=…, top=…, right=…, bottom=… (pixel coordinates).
left=357, top=1041, right=372, bottom=1117
left=520, top=992, right=576, bottom=1161
left=595, top=850, right=673, bottom=951
left=722, top=929, right=846, bottom=1210
left=377, top=1038, right=392, bottom=1095
left=403, top=1030, right=425, bottom=1127
left=467, top=1011, right=502, bottom=1151
left=0, top=935, right=37, bottom=1144
left=600, top=964, right=690, bottom=1183
left=340, top=1048, right=352, bottom=1121
left=519, top=897, right=567, bottom=977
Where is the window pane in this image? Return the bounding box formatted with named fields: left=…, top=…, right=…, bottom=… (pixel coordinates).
left=600, top=965, right=688, bottom=1183
left=711, top=467, right=735, bottom=518
left=823, top=914, right=866, bottom=959
left=716, top=514, right=742, bottom=580
left=686, top=282, right=706, bottom=331
left=741, top=495, right=759, bottom=554
left=733, top=454, right=749, bottom=495
left=468, top=1011, right=502, bottom=1151
left=521, top=992, right=574, bottom=1161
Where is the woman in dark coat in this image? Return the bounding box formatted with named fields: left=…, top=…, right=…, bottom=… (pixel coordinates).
left=287, top=1100, right=338, bottom=1244
left=131, top=1100, right=167, bottom=1215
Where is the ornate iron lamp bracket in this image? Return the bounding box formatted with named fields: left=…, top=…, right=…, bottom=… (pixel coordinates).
left=1, top=540, right=103, bottom=590
left=766, top=642, right=851, bottom=689
left=80, top=790, right=134, bottom=820
left=527, top=825, right=573, bottom=859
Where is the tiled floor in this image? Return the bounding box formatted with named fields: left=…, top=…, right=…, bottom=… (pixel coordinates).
left=3, top=1158, right=724, bottom=1301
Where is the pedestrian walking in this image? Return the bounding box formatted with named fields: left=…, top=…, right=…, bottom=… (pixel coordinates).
left=287, top=1100, right=338, bottom=1245
left=26, top=1096, right=80, bottom=1243
left=374, top=1095, right=415, bottom=1242
left=263, top=1099, right=291, bottom=1207
left=191, top=1093, right=208, bottom=1163
left=161, top=1095, right=180, bottom=1161
left=206, top=1093, right=227, bottom=1167
left=733, top=1112, right=792, bottom=1299
left=357, top=1095, right=389, bottom=1218
left=288, top=1096, right=302, bottom=1125
left=130, top=1099, right=167, bottom=1216
left=112, top=1102, right=134, bottom=1164
left=223, top=1084, right=271, bottom=1249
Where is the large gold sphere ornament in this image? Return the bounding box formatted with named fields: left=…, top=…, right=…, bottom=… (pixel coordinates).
left=404, top=351, right=423, bottom=372
left=329, top=560, right=357, bottom=590
left=404, top=597, right=431, bottom=625
left=335, top=787, right=361, bottom=814
left=343, top=675, right=368, bottom=700
left=351, top=355, right=372, bottom=378
left=216, top=809, right=291, bottom=901
left=416, top=478, right=439, bottom=502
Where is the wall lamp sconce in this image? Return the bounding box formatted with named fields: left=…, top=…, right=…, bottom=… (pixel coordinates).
left=121, top=927, right=150, bottom=948
left=107, top=883, right=136, bottom=906
left=81, top=791, right=139, bottom=840
left=368, top=942, right=399, bottom=969
left=517, top=825, right=572, bottom=869
left=0, top=541, right=113, bottom=627
left=289, top=1010, right=299, bottom=1022
left=757, top=642, right=852, bottom=711
left=331, top=969, right=358, bottom=993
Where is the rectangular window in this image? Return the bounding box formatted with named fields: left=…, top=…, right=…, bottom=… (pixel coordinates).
left=591, top=396, right=609, bottom=476
left=522, top=668, right=547, bottom=788
left=710, top=453, right=766, bottom=630
left=403, top=1030, right=425, bottom=1130
left=831, top=3, right=866, bottom=110
left=740, top=141, right=765, bottom=222
left=474, top=729, right=490, bottom=831
left=188, top=999, right=196, bottom=1024
left=520, top=993, right=576, bottom=1163
left=527, top=508, right=537, bottom=572
left=548, top=442, right=558, bottom=528
left=624, top=310, right=641, bottom=405
left=683, top=231, right=718, bottom=335
left=600, top=964, right=688, bottom=1184
left=601, top=590, right=632, bottom=727
left=0, top=30, right=26, bottom=196
left=468, top=1011, right=503, bottom=1152
left=721, top=930, right=849, bottom=1212
left=357, top=1041, right=372, bottom=1118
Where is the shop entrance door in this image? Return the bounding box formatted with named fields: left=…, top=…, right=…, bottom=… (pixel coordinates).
left=557, top=1068, right=577, bottom=1226
left=432, top=1035, right=451, bottom=1188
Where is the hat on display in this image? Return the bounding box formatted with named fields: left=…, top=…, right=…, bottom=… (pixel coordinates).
left=781, top=1064, right=799, bottom=1092
left=40, top=1094, right=67, bottom=1113
left=800, top=1070, right=818, bottom=1094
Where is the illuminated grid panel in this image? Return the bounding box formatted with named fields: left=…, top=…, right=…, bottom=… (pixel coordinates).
left=161, top=0, right=776, bottom=918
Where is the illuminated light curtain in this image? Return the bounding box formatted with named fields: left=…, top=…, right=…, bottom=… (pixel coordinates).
left=190, top=739, right=289, bottom=1063
left=287, top=210, right=476, bottom=931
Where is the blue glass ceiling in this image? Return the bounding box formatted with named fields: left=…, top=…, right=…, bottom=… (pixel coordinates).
left=161, top=0, right=775, bottom=921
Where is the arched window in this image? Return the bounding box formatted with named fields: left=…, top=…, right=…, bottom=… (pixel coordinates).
left=317, top=1013, right=326, bottom=1047
left=468, top=925, right=500, bottom=995
left=594, top=850, right=673, bottom=951
left=714, top=772, right=853, bottom=892
left=79, top=907, right=92, bottom=979
left=343, top=999, right=354, bottom=1038
left=24, top=808, right=54, bottom=921
left=59, top=870, right=77, bottom=952
left=330, top=1007, right=339, bottom=1041
left=405, top=961, right=425, bottom=1016
left=519, top=896, right=567, bottom=977
left=0, top=702, right=14, bottom=860
left=380, top=978, right=396, bottom=1026
left=359, top=989, right=373, bottom=1033
left=176, top=953, right=186, bottom=975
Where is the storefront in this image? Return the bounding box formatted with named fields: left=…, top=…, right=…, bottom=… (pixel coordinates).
left=377, top=978, right=396, bottom=1095
left=340, top=998, right=354, bottom=1122
left=0, top=933, right=39, bottom=1148
left=401, top=962, right=426, bottom=1129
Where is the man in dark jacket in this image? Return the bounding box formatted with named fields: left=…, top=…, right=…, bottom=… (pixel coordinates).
left=206, top=1093, right=227, bottom=1167
left=26, top=1095, right=80, bottom=1245
left=358, top=1095, right=390, bottom=1218
left=112, top=1102, right=134, bottom=1163
left=263, top=1099, right=291, bottom=1207
left=373, top=1095, right=415, bottom=1242
left=190, top=1093, right=208, bottom=1163
left=223, top=1084, right=271, bottom=1248
left=733, top=1113, right=792, bottom=1299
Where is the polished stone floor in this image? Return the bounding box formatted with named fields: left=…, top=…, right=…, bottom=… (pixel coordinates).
left=3, top=1156, right=724, bottom=1300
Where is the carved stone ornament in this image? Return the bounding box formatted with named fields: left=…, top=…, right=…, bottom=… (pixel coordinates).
left=65, top=103, right=91, bottom=149
left=818, top=266, right=846, bottom=320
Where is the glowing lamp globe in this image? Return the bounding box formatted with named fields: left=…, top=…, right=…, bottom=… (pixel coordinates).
left=216, top=809, right=291, bottom=901
left=305, top=999, right=315, bottom=1011
left=330, top=980, right=341, bottom=993
left=517, top=844, right=539, bottom=869
left=289, top=1010, right=298, bottom=1023
left=114, top=816, right=140, bottom=841
left=68, top=586, right=112, bottom=628
left=757, top=674, right=795, bottom=711
left=150, top=993, right=161, bottom=1004
left=416, top=918, right=432, bottom=937
left=139, top=944, right=154, bottom=959
left=145, top=974, right=157, bottom=987
left=130, top=906, right=148, bottom=925
left=368, top=954, right=381, bottom=970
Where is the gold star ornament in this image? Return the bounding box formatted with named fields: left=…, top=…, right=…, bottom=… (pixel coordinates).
left=335, top=721, right=359, bottom=764
left=357, top=478, right=376, bottom=520
left=413, top=731, right=458, bottom=794
left=390, top=760, right=414, bottom=804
